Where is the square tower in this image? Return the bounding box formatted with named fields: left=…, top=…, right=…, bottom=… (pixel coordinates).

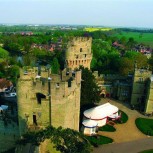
left=65, top=37, right=92, bottom=70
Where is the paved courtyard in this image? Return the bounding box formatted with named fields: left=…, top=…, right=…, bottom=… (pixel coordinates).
left=93, top=98, right=153, bottom=153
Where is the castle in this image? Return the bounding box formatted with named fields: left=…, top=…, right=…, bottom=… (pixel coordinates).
left=94, top=65, right=153, bottom=115
left=17, top=67, right=81, bottom=135
left=65, top=37, right=92, bottom=70
left=1, top=36, right=153, bottom=152
left=17, top=37, right=92, bottom=136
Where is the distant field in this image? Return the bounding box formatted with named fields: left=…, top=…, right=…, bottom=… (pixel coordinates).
left=114, top=31, right=153, bottom=47
left=84, top=27, right=112, bottom=32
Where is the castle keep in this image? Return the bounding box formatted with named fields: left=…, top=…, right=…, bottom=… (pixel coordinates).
left=65, top=37, right=92, bottom=70
left=17, top=67, right=81, bottom=135
left=17, top=36, right=92, bottom=136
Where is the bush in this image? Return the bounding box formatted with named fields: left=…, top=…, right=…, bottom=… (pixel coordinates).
left=99, top=124, right=116, bottom=132
left=86, top=135, right=113, bottom=147
left=135, top=118, right=153, bottom=136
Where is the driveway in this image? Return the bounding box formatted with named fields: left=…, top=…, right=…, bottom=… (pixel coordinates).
left=93, top=137, right=153, bottom=153
left=93, top=98, right=153, bottom=153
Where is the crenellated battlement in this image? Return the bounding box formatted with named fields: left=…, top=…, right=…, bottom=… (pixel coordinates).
left=134, top=69, right=152, bottom=77
left=65, top=37, right=92, bottom=70
left=17, top=67, right=81, bottom=135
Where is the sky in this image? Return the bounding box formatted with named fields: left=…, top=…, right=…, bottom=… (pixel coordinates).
left=0, top=0, right=153, bottom=28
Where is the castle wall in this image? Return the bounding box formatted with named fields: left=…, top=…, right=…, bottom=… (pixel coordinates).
left=17, top=68, right=81, bottom=136
left=131, top=69, right=152, bottom=110
left=145, top=81, right=153, bottom=114
left=65, top=37, right=92, bottom=70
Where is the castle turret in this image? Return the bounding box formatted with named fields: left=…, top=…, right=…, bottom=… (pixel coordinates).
left=65, top=37, right=92, bottom=70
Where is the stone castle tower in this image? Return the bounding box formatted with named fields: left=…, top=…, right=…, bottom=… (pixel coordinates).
left=17, top=67, right=81, bottom=135
left=65, top=37, right=92, bottom=70
left=145, top=76, right=153, bottom=114
left=130, top=66, right=152, bottom=112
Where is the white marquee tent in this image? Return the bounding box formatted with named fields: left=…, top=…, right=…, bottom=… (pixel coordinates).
left=83, top=103, right=119, bottom=127
left=82, top=119, right=98, bottom=135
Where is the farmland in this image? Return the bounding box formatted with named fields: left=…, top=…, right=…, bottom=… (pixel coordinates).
left=84, top=27, right=112, bottom=32
left=114, top=31, right=153, bottom=47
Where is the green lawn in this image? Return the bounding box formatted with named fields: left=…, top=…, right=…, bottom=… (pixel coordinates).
left=119, top=110, right=128, bottom=123
left=135, top=118, right=153, bottom=136
left=99, top=124, right=116, bottom=132
left=114, top=31, right=153, bottom=47
left=139, top=149, right=153, bottom=153
left=86, top=135, right=113, bottom=147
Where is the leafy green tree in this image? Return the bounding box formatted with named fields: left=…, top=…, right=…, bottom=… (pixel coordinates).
left=120, top=36, right=127, bottom=45
left=51, top=57, right=60, bottom=74
left=148, top=55, right=153, bottom=72
left=119, top=57, right=134, bottom=75
left=124, top=51, right=148, bottom=68
left=0, top=47, right=9, bottom=59
left=8, top=65, right=20, bottom=83
left=17, top=126, right=92, bottom=153
left=126, top=37, right=137, bottom=49
left=90, top=57, right=97, bottom=70
left=80, top=66, right=100, bottom=106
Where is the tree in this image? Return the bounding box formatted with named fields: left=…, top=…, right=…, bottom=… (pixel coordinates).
left=51, top=57, right=60, bottom=74
left=80, top=66, right=100, bottom=106
left=7, top=65, right=20, bottom=83
left=148, top=55, right=153, bottom=72
left=17, top=126, right=92, bottom=153
left=0, top=47, right=9, bottom=59
left=124, top=51, right=148, bottom=68
left=119, top=57, right=134, bottom=75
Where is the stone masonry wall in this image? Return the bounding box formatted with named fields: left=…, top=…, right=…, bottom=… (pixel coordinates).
left=17, top=67, right=81, bottom=136
left=65, top=37, right=92, bottom=70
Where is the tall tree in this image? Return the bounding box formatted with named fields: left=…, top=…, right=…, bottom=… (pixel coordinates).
left=51, top=57, right=60, bottom=74
left=80, top=66, right=100, bottom=106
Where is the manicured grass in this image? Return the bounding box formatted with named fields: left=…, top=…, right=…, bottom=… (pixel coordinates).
left=135, top=118, right=153, bottom=136
left=119, top=110, right=128, bottom=123
left=99, top=124, right=116, bottom=132
left=46, top=141, right=60, bottom=153
left=86, top=135, right=113, bottom=147
left=139, top=149, right=153, bottom=153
